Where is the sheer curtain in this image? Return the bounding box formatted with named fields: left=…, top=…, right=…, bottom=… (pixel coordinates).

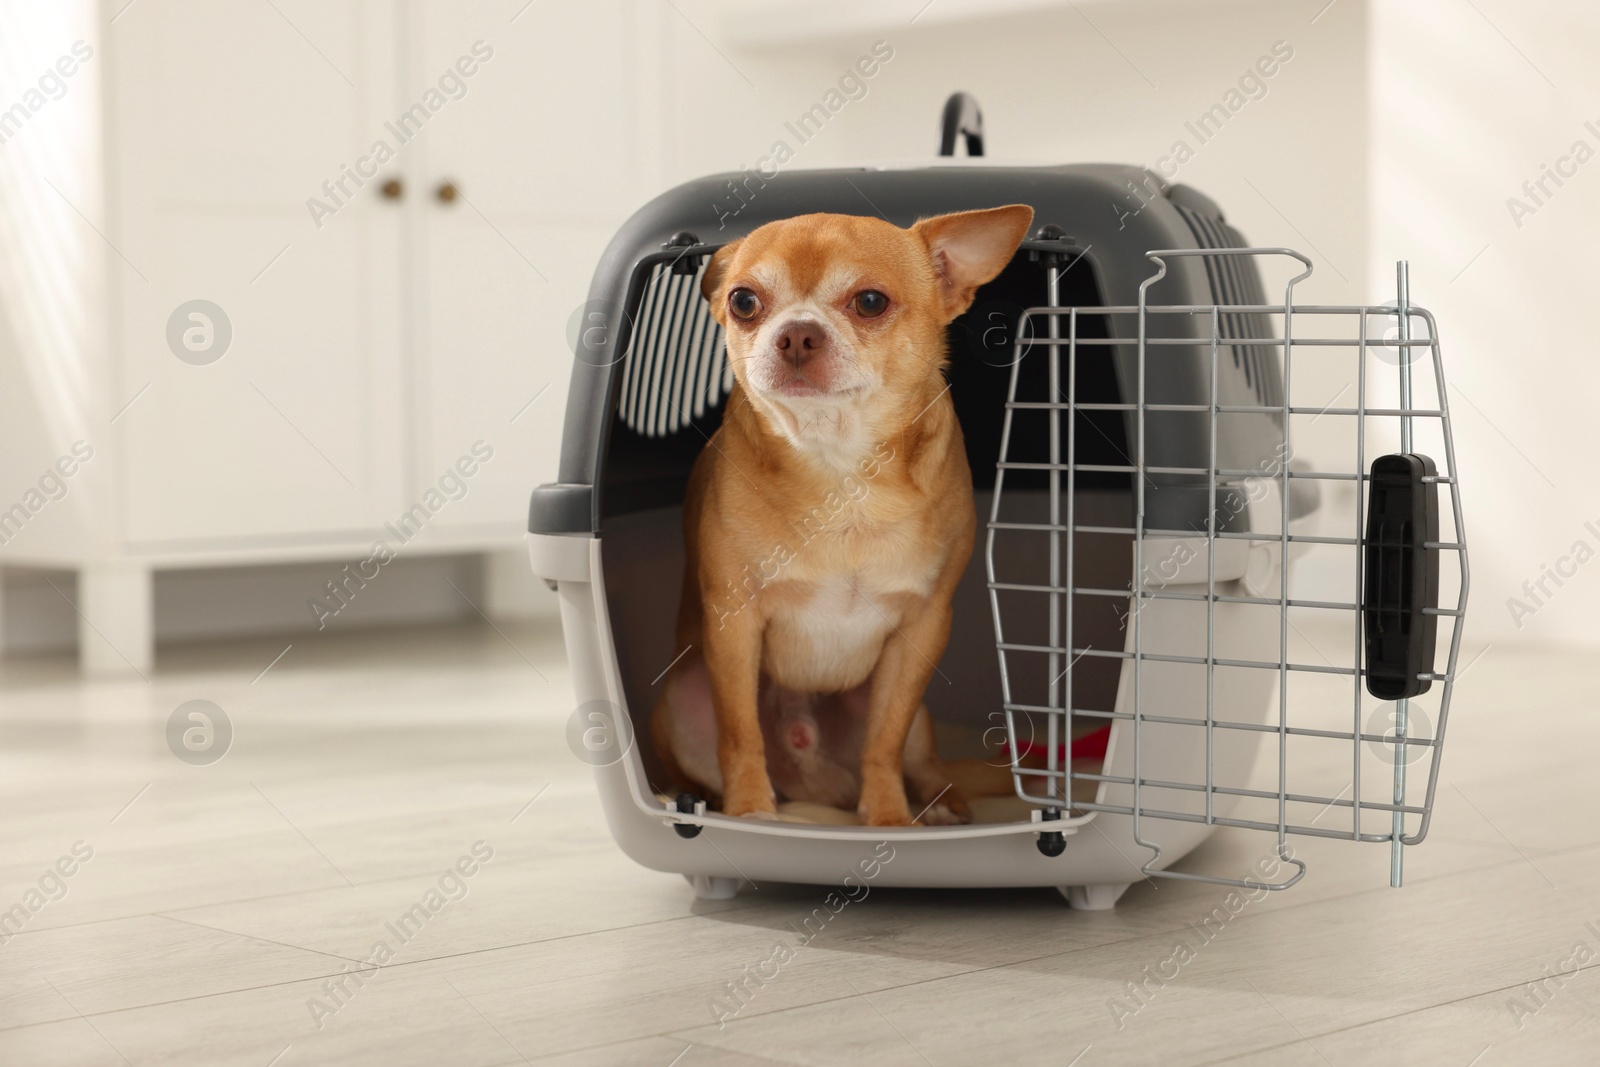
left=0, top=0, right=107, bottom=551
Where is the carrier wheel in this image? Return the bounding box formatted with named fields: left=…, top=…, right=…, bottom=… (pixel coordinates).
left=685, top=874, right=740, bottom=900
left=1058, top=884, right=1131, bottom=911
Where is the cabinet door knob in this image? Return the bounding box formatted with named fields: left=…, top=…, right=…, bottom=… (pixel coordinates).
left=435, top=180, right=459, bottom=204
left=380, top=178, right=403, bottom=200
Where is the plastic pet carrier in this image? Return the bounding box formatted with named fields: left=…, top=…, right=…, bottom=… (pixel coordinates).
left=528, top=97, right=1468, bottom=908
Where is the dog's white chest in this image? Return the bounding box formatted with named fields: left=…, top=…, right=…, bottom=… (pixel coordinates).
left=802, top=575, right=887, bottom=648
left=764, top=576, right=892, bottom=691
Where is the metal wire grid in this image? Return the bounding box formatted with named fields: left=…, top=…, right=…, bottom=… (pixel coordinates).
left=985, top=247, right=1469, bottom=889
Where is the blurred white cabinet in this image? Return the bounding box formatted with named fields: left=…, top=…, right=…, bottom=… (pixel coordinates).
left=109, top=0, right=408, bottom=545
left=404, top=0, right=646, bottom=533
left=0, top=0, right=653, bottom=672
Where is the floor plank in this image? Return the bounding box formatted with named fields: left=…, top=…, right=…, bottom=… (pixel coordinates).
left=0, top=621, right=1591, bottom=1064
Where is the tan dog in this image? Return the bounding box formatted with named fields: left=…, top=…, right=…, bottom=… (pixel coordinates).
left=651, top=206, right=1034, bottom=826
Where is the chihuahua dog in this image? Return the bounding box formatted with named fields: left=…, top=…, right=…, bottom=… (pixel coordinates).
left=651, top=205, right=1034, bottom=826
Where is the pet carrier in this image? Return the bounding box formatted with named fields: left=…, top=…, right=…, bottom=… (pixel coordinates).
left=528, top=97, right=1467, bottom=908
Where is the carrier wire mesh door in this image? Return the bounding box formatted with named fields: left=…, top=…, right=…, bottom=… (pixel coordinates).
left=988, top=247, right=1468, bottom=890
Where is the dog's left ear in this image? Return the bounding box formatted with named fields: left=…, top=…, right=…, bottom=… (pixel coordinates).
left=912, top=205, right=1034, bottom=323
left=699, top=238, right=744, bottom=326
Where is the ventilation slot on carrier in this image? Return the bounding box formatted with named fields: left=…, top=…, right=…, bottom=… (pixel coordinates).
left=615, top=259, right=733, bottom=438
left=1173, top=204, right=1281, bottom=410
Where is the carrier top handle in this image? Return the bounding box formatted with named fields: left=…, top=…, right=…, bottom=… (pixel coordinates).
left=1362, top=260, right=1441, bottom=889
left=938, top=92, right=984, bottom=157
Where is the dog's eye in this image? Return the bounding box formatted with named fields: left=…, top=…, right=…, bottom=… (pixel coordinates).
left=728, top=288, right=762, bottom=321
left=852, top=290, right=889, bottom=318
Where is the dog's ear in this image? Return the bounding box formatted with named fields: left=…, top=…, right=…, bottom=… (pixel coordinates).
left=699, top=238, right=744, bottom=325
left=912, top=205, right=1034, bottom=323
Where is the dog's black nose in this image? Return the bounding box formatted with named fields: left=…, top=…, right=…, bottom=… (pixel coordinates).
left=774, top=320, right=826, bottom=366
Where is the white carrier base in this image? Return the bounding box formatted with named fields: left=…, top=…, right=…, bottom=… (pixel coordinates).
left=530, top=531, right=1281, bottom=906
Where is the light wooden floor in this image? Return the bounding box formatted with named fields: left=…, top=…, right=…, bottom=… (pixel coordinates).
left=1, top=619, right=1595, bottom=1066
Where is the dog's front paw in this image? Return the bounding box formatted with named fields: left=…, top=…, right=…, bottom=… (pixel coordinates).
left=860, top=804, right=914, bottom=827
left=859, top=777, right=914, bottom=826
left=721, top=778, right=777, bottom=820
left=723, top=797, right=777, bottom=819
left=920, top=784, right=972, bottom=826
left=864, top=812, right=914, bottom=827
left=916, top=801, right=971, bottom=826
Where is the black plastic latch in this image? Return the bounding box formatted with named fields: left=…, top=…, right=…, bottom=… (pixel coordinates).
left=1027, top=225, right=1075, bottom=270
left=673, top=793, right=703, bottom=839
left=1362, top=453, right=1440, bottom=700
left=665, top=231, right=702, bottom=275
left=1035, top=807, right=1067, bottom=857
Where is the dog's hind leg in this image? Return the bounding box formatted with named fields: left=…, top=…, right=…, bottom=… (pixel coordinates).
left=651, top=652, right=723, bottom=800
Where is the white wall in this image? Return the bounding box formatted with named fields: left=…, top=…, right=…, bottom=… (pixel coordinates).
left=1371, top=0, right=1600, bottom=644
